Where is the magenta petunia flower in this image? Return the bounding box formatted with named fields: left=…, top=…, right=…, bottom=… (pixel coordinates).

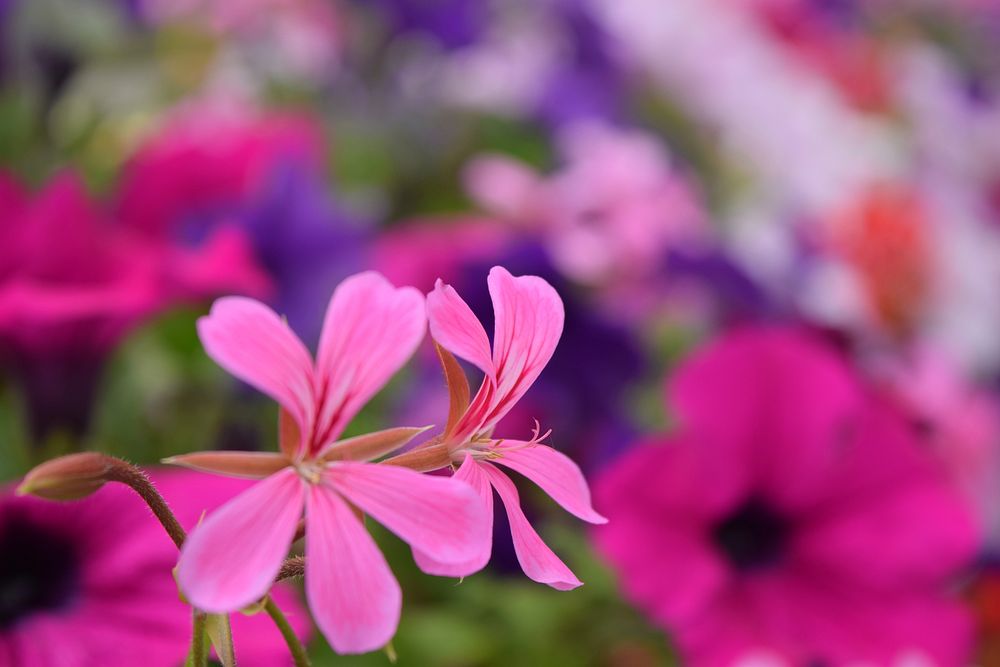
left=592, top=328, right=980, bottom=666
left=116, top=102, right=323, bottom=238
left=0, top=470, right=309, bottom=666
left=402, top=266, right=607, bottom=590
left=169, top=271, right=488, bottom=654
left=0, top=169, right=269, bottom=441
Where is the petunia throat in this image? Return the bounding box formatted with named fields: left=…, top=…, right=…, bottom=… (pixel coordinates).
left=712, top=498, right=789, bottom=572
left=0, top=513, right=80, bottom=628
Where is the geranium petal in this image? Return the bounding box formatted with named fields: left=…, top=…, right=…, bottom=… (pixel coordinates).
left=177, top=468, right=304, bottom=612
left=492, top=443, right=607, bottom=524
left=197, top=297, right=315, bottom=453
left=313, top=272, right=426, bottom=447
left=484, top=266, right=564, bottom=428
left=325, top=462, right=488, bottom=564
left=413, top=454, right=494, bottom=577
left=426, top=278, right=495, bottom=377
left=305, top=484, right=401, bottom=654
left=481, top=463, right=582, bottom=590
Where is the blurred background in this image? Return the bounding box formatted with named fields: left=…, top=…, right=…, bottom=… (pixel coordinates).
left=2, top=0, right=1000, bottom=665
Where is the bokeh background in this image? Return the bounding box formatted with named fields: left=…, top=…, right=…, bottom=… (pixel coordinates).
left=2, top=0, right=1000, bottom=665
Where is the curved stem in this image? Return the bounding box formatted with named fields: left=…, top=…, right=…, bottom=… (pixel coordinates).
left=264, top=596, right=311, bottom=667
left=105, top=457, right=187, bottom=548
left=188, top=610, right=209, bottom=667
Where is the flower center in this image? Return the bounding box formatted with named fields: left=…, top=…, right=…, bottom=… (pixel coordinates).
left=0, top=513, right=80, bottom=628
left=711, top=498, right=788, bottom=572
left=294, top=460, right=324, bottom=484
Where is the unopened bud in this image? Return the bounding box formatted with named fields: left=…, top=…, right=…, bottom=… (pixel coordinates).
left=17, top=453, right=113, bottom=500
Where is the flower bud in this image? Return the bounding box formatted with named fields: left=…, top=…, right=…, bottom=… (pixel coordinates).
left=17, top=452, right=114, bottom=500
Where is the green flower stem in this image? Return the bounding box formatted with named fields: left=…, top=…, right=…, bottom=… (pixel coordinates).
left=188, top=610, right=209, bottom=667
left=264, top=596, right=311, bottom=667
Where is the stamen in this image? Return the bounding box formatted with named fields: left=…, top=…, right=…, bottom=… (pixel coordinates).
left=293, top=460, right=323, bottom=484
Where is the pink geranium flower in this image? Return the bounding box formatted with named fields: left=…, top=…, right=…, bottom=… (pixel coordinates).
left=169, top=271, right=488, bottom=654
left=593, top=328, right=980, bottom=666
left=0, top=470, right=309, bottom=667
left=394, top=266, right=606, bottom=590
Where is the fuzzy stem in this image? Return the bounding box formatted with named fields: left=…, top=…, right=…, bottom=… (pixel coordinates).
left=264, top=596, right=311, bottom=667
left=104, top=457, right=187, bottom=548
left=189, top=610, right=209, bottom=667
left=277, top=556, right=306, bottom=582
left=104, top=459, right=238, bottom=664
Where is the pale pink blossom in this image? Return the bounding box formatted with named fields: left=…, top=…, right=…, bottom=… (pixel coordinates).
left=393, top=266, right=606, bottom=589
left=464, top=121, right=705, bottom=285
left=169, top=271, right=488, bottom=654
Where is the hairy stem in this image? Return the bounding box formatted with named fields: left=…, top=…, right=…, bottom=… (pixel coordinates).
left=277, top=556, right=306, bottom=582
left=105, top=457, right=187, bottom=548
left=264, top=596, right=311, bottom=667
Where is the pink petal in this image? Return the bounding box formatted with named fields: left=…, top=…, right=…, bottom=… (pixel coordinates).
left=483, top=266, right=564, bottom=429
left=177, top=468, right=305, bottom=612
left=325, top=462, right=489, bottom=565
left=313, top=272, right=426, bottom=447
left=413, top=454, right=494, bottom=577
left=492, top=443, right=606, bottom=524
left=197, top=298, right=315, bottom=452
left=426, top=278, right=495, bottom=377
left=305, top=484, right=401, bottom=654
left=481, top=463, right=582, bottom=590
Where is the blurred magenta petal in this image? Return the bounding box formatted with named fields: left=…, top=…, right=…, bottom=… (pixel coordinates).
left=305, top=483, right=401, bottom=655
left=491, top=443, right=606, bottom=524
left=482, top=463, right=582, bottom=591
left=117, top=105, right=323, bottom=237
left=177, top=468, right=305, bottom=612
left=313, top=271, right=426, bottom=449
left=413, top=454, right=495, bottom=577
left=326, top=461, right=488, bottom=564
left=668, top=328, right=865, bottom=514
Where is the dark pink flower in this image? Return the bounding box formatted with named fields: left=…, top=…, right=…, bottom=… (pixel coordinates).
left=0, top=470, right=309, bottom=666
left=116, top=103, right=323, bottom=237
left=592, top=328, right=980, bottom=666
left=0, top=170, right=268, bottom=440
